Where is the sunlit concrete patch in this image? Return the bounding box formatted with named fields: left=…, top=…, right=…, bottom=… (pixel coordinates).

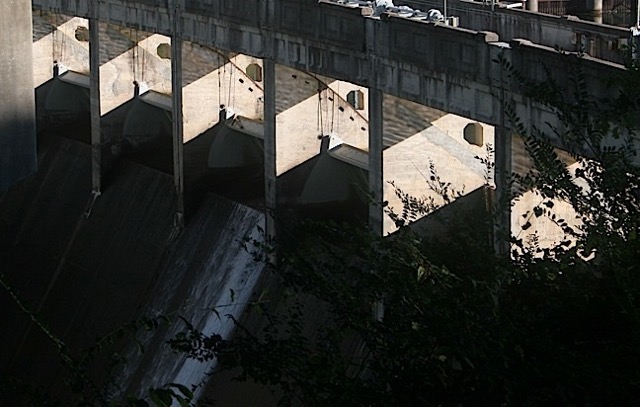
left=512, top=152, right=584, bottom=255
left=383, top=114, right=495, bottom=235
left=275, top=68, right=369, bottom=175
left=325, top=80, right=370, bottom=119
left=182, top=52, right=264, bottom=142
left=32, top=13, right=89, bottom=87
left=99, top=33, right=172, bottom=115
left=201, top=61, right=370, bottom=176
left=512, top=189, right=581, bottom=253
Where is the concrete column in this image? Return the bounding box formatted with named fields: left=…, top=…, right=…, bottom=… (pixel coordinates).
left=89, top=2, right=102, bottom=195
left=494, top=126, right=512, bottom=257
left=368, top=89, right=384, bottom=236
left=0, top=0, right=37, bottom=191
left=366, top=18, right=383, bottom=236
left=171, top=3, right=185, bottom=226
left=262, top=0, right=277, bottom=241
left=586, top=0, right=603, bottom=23
left=526, top=0, right=539, bottom=12
left=263, top=58, right=277, bottom=240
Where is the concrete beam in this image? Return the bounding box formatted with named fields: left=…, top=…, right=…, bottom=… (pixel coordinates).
left=32, top=0, right=627, bottom=144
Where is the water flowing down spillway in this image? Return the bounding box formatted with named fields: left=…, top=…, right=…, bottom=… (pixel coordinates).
left=0, top=126, right=267, bottom=404
left=112, top=196, right=266, bottom=402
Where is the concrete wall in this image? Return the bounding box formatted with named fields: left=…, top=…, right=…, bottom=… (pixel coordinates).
left=31, top=0, right=626, bottom=140
left=458, top=4, right=630, bottom=64
left=0, top=0, right=37, bottom=192
left=396, top=0, right=631, bottom=64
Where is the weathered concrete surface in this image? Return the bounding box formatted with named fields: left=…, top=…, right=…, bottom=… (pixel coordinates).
left=31, top=0, right=626, bottom=139
left=1, top=0, right=37, bottom=192
left=0, top=129, right=265, bottom=402
left=397, top=0, right=631, bottom=63
left=0, top=132, right=175, bottom=400
left=33, top=6, right=502, bottom=237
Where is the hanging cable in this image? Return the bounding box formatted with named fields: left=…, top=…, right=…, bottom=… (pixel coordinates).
left=130, top=27, right=136, bottom=82
left=232, top=60, right=237, bottom=111
left=227, top=58, right=233, bottom=111
left=330, top=88, right=335, bottom=134
left=318, top=84, right=324, bottom=137
left=217, top=52, right=222, bottom=110
left=336, top=81, right=340, bottom=135
left=60, top=17, right=66, bottom=64
left=317, top=88, right=321, bottom=135
left=140, top=30, right=146, bottom=83
left=320, top=87, right=329, bottom=135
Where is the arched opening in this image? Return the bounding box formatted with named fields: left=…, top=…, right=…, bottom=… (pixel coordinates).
left=347, top=90, right=365, bottom=110
left=464, top=122, right=484, bottom=146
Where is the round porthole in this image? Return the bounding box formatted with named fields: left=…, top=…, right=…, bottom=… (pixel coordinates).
left=157, top=43, right=171, bottom=59
left=75, top=26, right=90, bottom=42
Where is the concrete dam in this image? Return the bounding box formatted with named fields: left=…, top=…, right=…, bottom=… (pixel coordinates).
left=1, top=0, right=638, bottom=403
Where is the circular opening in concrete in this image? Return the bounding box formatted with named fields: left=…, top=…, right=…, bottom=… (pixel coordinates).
left=157, top=43, right=171, bottom=59
left=75, top=26, right=90, bottom=42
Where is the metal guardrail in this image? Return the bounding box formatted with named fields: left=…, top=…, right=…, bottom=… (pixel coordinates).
left=320, top=0, right=457, bottom=23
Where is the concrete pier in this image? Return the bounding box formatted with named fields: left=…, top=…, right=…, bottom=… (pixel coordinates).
left=89, top=2, right=102, bottom=195
left=586, top=0, right=603, bottom=23
left=0, top=0, right=37, bottom=191
left=494, top=127, right=513, bottom=256
left=368, top=89, right=384, bottom=235
left=526, top=0, right=538, bottom=12
left=367, top=18, right=384, bottom=235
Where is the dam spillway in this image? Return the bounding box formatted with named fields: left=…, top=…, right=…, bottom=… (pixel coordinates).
left=0, top=127, right=266, bottom=402
left=1, top=0, right=624, bottom=401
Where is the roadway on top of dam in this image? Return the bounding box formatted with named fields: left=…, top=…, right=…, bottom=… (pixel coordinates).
left=32, top=0, right=628, bottom=137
